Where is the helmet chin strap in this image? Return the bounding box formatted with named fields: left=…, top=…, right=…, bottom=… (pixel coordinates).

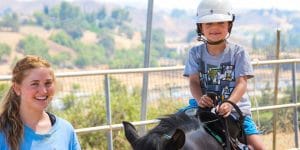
left=198, top=37, right=226, bottom=45
left=207, top=39, right=226, bottom=45
left=198, top=33, right=230, bottom=45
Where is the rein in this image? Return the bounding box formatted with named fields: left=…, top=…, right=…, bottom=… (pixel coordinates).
left=202, top=118, right=220, bottom=124
left=198, top=94, right=249, bottom=150
left=220, top=101, right=248, bottom=148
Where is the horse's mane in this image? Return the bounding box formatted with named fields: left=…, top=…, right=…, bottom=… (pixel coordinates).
left=133, top=111, right=202, bottom=149
left=149, top=111, right=201, bottom=135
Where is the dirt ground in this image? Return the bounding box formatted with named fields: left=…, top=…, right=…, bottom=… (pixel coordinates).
left=262, top=132, right=300, bottom=150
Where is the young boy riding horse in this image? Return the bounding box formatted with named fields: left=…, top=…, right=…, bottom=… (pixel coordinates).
left=182, top=0, right=265, bottom=149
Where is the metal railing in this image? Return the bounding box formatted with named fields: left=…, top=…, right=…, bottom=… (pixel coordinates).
left=0, top=58, right=299, bottom=149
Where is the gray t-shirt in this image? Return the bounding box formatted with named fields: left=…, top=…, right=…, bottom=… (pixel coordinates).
left=184, top=41, right=254, bottom=116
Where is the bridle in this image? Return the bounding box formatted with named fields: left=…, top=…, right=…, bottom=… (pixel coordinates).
left=197, top=92, right=248, bottom=150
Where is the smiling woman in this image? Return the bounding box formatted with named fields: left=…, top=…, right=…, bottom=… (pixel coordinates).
left=0, top=55, right=81, bottom=150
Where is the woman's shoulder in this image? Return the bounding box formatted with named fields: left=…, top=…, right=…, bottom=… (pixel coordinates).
left=0, top=130, right=6, bottom=139
left=52, top=114, right=75, bottom=130
left=0, top=131, right=8, bottom=149
left=0, top=131, right=4, bottom=139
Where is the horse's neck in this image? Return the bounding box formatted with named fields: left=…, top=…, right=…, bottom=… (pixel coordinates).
left=183, top=128, right=223, bottom=150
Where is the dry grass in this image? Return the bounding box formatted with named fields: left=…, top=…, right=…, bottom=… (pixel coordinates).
left=80, top=30, right=98, bottom=44
left=0, top=31, right=23, bottom=50
left=19, top=26, right=56, bottom=39
left=113, top=33, right=142, bottom=50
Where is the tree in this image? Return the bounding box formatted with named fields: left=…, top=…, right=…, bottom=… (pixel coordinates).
left=111, top=8, right=130, bottom=25
left=152, top=28, right=166, bottom=52
left=18, top=35, right=50, bottom=60
left=49, top=31, right=74, bottom=47
left=59, top=2, right=80, bottom=23
left=74, top=44, right=106, bottom=68
left=120, top=24, right=134, bottom=39
left=64, top=24, right=83, bottom=39
left=57, top=2, right=83, bottom=39
left=110, top=47, right=143, bottom=68
left=0, top=83, right=9, bottom=100
left=0, top=12, right=19, bottom=31
left=43, top=5, right=49, bottom=15
left=0, top=43, right=11, bottom=62
left=98, top=34, right=115, bottom=58
left=51, top=52, right=72, bottom=68
left=97, top=7, right=107, bottom=20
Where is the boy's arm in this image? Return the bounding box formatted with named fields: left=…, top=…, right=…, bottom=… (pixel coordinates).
left=218, top=76, right=248, bottom=117
left=189, top=74, right=214, bottom=108
left=189, top=74, right=202, bottom=101
left=228, top=76, right=248, bottom=104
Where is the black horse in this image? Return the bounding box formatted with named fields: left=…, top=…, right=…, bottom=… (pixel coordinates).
left=123, top=100, right=248, bottom=150
left=122, top=110, right=223, bottom=150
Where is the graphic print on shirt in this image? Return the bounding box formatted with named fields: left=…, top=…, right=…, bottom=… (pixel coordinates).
left=207, top=68, right=221, bottom=85
left=200, top=62, right=235, bottom=104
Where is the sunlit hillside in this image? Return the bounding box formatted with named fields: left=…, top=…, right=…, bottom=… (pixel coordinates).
left=0, top=0, right=300, bottom=74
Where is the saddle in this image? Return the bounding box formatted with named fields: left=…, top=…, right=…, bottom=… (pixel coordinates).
left=197, top=93, right=249, bottom=150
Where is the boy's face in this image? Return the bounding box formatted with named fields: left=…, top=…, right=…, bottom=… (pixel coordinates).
left=201, top=21, right=230, bottom=43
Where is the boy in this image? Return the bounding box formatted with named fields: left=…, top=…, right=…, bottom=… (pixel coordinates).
left=182, top=0, right=265, bottom=149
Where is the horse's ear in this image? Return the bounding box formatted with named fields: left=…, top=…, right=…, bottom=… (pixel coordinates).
left=165, top=129, right=185, bottom=149
left=122, top=121, right=140, bottom=146
left=172, top=129, right=186, bottom=148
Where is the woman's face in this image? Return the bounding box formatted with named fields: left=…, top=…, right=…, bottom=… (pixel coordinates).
left=201, top=21, right=230, bottom=43
left=14, top=67, right=55, bottom=112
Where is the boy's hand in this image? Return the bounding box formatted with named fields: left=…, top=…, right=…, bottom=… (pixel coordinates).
left=216, top=102, right=233, bottom=117
left=197, top=95, right=214, bottom=108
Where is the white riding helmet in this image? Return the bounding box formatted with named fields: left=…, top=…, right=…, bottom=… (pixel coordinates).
left=196, top=0, right=234, bottom=23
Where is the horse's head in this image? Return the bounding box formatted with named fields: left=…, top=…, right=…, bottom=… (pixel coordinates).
left=122, top=98, right=247, bottom=150
left=122, top=121, right=185, bottom=150
left=122, top=111, right=223, bottom=150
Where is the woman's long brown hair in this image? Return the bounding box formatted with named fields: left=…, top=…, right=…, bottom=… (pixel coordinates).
left=0, top=55, right=53, bottom=150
